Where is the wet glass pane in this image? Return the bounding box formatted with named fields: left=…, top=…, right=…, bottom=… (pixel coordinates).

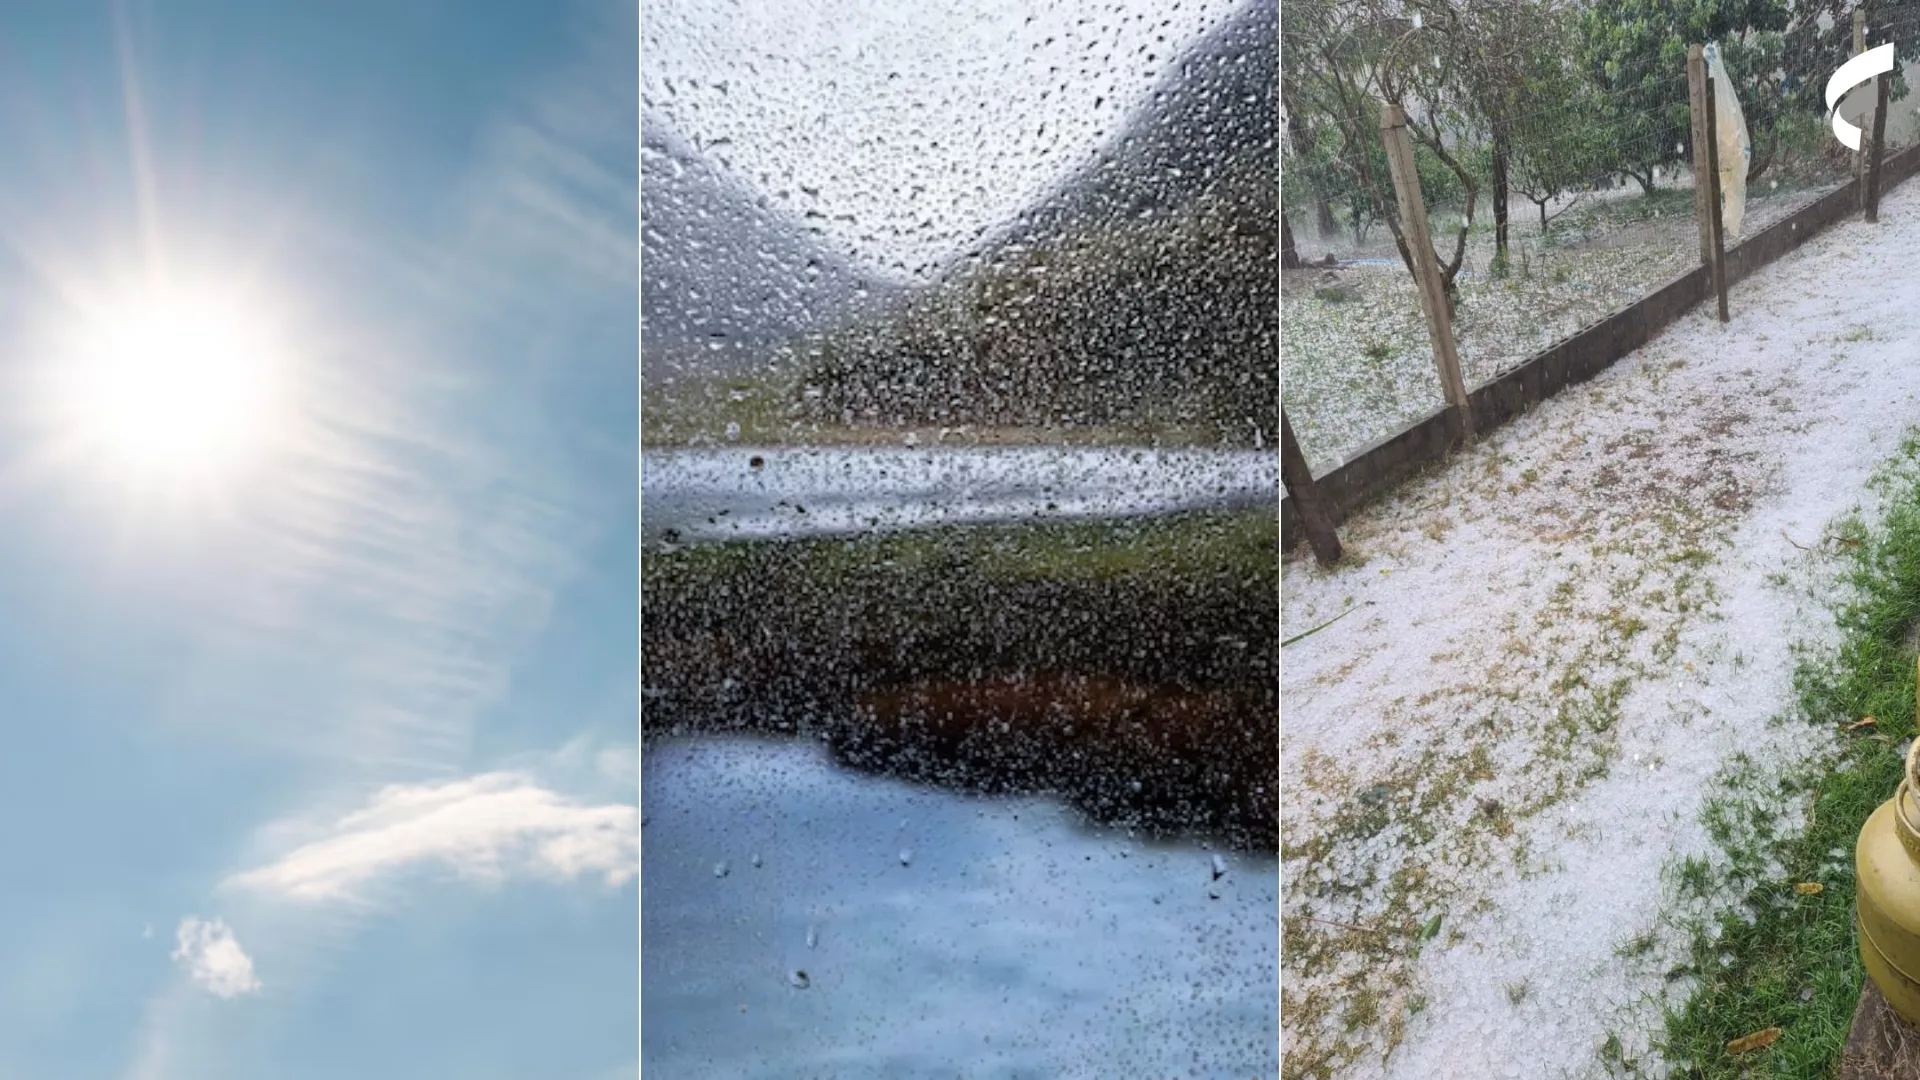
left=643, top=0, right=1280, bottom=1074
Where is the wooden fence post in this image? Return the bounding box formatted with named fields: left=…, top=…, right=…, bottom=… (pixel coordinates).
left=1688, top=47, right=1715, bottom=270
left=1281, top=411, right=1342, bottom=567
left=1867, top=70, right=1890, bottom=222
left=1856, top=10, right=1870, bottom=193
left=1379, top=103, right=1474, bottom=441
left=1687, top=45, right=1730, bottom=323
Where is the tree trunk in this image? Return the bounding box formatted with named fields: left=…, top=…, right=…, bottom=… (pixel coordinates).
left=1629, top=168, right=1656, bottom=195
left=1282, top=216, right=1302, bottom=269
left=1282, top=79, right=1340, bottom=239
left=1408, top=112, right=1475, bottom=295
left=1492, top=120, right=1511, bottom=261
left=1747, top=128, right=1779, bottom=187
left=1538, top=199, right=1548, bottom=231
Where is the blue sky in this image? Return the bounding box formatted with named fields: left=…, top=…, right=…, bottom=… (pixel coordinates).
left=0, top=2, right=636, bottom=1078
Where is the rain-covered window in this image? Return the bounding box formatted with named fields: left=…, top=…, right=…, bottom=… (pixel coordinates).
left=642, top=0, right=1280, bottom=1074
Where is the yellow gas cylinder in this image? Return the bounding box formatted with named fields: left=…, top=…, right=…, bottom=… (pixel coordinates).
left=1858, top=680, right=1920, bottom=1024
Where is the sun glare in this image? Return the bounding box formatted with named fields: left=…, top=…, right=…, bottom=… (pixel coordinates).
left=47, top=285, right=287, bottom=491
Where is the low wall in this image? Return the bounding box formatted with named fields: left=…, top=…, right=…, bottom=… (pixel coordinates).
left=1283, top=143, right=1920, bottom=550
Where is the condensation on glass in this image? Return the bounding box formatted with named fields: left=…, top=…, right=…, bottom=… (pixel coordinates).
left=641, top=1, right=1280, bottom=1075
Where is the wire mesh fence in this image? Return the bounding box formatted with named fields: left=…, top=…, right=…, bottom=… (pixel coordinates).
left=1282, top=1, right=1920, bottom=477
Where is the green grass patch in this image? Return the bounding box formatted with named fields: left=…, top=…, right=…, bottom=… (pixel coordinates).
left=647, top=506, right=1277, bottom=589
left=1659, top=432, right=1920, bottom=1077
left=1548, top=188, right=1698, bottom=249
left=642, top=366, right=1234, bottom=449
left=641, top=366, right=803, bottom=447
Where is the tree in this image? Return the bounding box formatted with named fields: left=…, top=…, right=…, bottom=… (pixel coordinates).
left=1287, top=97, right=1397, bottom=247
left=1282, top=82, right=1344, bottom=241
left=1421, top=0, right=1575, bottom=267
left=1284, top=0, right=1614, bottom=300
left=1779, top=2, right=1920, bottom=173
left=1504, top=25, right=1607, bottom=230
left=1575, top=0, right=1920, bottom=192
left=1281, top=1, right=1401, bottom=257
left=1283, top=0, right=1484, bottom=307
left=1574, top=0, right=1807, bottom=192
left=1509, top=92, right=1606, bottom=231
left=1376, top=11, right=1479, bottom=305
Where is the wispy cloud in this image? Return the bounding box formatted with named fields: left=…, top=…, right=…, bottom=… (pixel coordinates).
left=226, top=773, right=637, bottom=903
left=543, top=732, right=639, bottom=792
left=145, top=0, right=631, bottom=776
left=170, top=918, right=260, bottom=999
left=594, top=746, right=637, bottom=788
left=429, top=0, right=635, bottom=342
left=120, top=2, right=633, bottom=1072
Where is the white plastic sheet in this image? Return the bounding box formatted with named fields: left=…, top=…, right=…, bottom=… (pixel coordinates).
left=1705, top=43, right=1752, bottom=239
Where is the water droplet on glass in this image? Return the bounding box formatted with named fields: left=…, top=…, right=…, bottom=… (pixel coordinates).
left=714, top=861, right=730, bottom=879
left=899, top=848, right=913, bottom=867
left=751, top=853, right=762, bottom=868
left=789, top=969, right=811, bottom=989
left=1211, top=854, right=1228, bottom=881
left=806, top=925, right=818, bottom=950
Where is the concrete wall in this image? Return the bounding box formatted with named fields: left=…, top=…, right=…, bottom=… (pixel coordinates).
left=1282, top=143, right=1920, bottom=551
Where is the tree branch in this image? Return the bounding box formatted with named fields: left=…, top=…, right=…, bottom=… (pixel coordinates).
left=1413, top=108, right=1476, bottom=284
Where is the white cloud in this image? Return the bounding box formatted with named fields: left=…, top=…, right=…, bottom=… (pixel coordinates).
left=594, top=746, right=637, bottom=787
left=170, top=918, right=261, bottom=999
left=226, top=772, right=637, bottom=902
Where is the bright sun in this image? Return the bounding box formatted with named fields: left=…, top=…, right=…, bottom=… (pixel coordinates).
left=47, top=285, right=287, bottom=490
